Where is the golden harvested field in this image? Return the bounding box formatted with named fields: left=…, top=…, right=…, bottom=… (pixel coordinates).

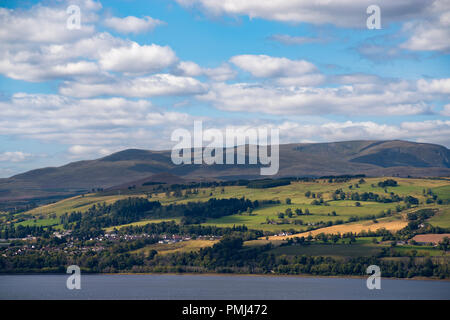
left=132, top=239, right=218, bottom=256
left=412, top=233, right=450, bottom=244
left=267, top=217, right=408, bottom=240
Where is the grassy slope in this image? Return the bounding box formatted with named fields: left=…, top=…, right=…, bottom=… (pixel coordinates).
left=15, top=177, right=450, bottom=234
left=131, top=239, right=218, bottom=256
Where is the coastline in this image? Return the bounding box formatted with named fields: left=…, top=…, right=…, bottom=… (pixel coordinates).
left=2, top=272, right=448, bottom=282
left=111, top=272, right=450, bottom=282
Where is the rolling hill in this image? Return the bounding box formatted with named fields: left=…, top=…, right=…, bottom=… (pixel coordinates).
left=0, top=140, right=449, bottom=204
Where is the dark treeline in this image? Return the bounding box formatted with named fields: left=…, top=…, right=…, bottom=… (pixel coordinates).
left=3, top=235, right=447, bottom=278
left=71, top=197, right=161, bottom=231
left=331, top=189, right=416, bottom=204
left=148, top=175, right=367, bottom=193
left=0, top=225, right=54, bottom=239
left=64, top=197, right=258, bottom=236
left=378, top=179, right=398, bottom=187
left=116, top=221, right=264, bottom=240
left=139, top=235, right=449, bottom=278
left=319, top=174, right=366, bottom=183
left=247, top=179, right=291, bottom=189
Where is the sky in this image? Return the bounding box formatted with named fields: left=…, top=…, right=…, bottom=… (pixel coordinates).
left=0, top=0, right=449, bottom=177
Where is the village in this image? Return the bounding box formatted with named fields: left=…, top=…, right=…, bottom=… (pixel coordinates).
left=0, top=230, right=223, bottom=258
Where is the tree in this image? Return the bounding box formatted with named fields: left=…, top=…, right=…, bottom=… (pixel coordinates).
left=285, top=198, right=291, bottom=204
left=331, top=234, right=340, bottom=244
left=439, top=237, right=449, bottom=252
left=285, top=208, right=293, bottom=218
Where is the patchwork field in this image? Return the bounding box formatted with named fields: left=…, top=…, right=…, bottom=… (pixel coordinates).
left=3, top=176, right=450, bottom=266
left=267, top=216, right=408, bottom=240
left=11, top=177, right=450, bottom=237
left=131, top=239, right=218, bottom=256
left=22, top=193, right=148, bottom=217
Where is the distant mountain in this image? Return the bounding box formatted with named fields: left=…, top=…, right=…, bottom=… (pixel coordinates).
left=1, top=140, right=449, bottom=202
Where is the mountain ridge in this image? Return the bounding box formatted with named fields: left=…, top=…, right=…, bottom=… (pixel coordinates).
left=1, top=140, right=449, bottom=203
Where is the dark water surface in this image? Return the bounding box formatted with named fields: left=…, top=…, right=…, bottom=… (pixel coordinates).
left=0, top=274, right=449, bottom=300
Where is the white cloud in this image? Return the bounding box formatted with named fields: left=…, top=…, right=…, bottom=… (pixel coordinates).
left=0, top=93, right=197, bottom=150
left=441, top=104, right=450, bottom=116
left=60, top=74, right=208, bottom=98
left=98, top=42, right=177, bottom=74
left=275, top=74, right=326, bottom=86
left=275, top=120, right=450, bottom=147
left=175, top=0, right=431, bottom=28
left=0, top=151, right=31, bottom=162
left=68, top=145, right=111, bottom=157
left=0, top=3, right=177, bottom=81
left=0, top=3, right=97, bottom=45
left=104, top=16, right=165, bottom=34
left=401, top=1, right=450, bottom=52
left=229, top=55, right=324, bottom=86
left=230, top=55, right=317, bottom=78
left=417, top=78, right=450, bottom=94
left=0, top=58, right=101, bottom=82
left=177, top=0, right=450, bottom=53
left=0, top=2, right=106, bottom=81
left=197, top=80, right=434, bottom=116
left=174, top=61, right=236, bottom=81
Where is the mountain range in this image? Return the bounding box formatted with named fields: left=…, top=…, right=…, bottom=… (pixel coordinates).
left=1, top=140, right=449, bottom=203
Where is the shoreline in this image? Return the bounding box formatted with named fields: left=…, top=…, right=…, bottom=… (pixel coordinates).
left=1, top=272, right=448, bottom=282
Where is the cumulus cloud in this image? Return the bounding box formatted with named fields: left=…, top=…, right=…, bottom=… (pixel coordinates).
left=104, top=16, right=165, bottom=34
left=68, top=145, right=112, bottom=157
left=417, top=78, right=450, bottom=94
left=0, top=151, right=31, bottom=162
left=0, top=93, right=198, bottom=153
left=275, top=120, right=450, bottom=147
left=197, top=80, right=435, bottom=116
left=60, top=74, right=208, bottom=98
left=400, top=1, right=450, bottom=52
left=174, top=61, right=236, bottom=81
left=230, top=55, right=317, bottom=78
left=0, top=2, right=98, bottom=44
left=0, top=2, right=176, bottom=81
left=98, top=42, right=177, bottom=74
left=175, top=0, right=430, bottom=28
left=229, top=55, right=324, bottom=86
left=441, top=104, right=450, bottom=116
left=177, top=0, right=449, bottom=53
left=0, top=2, right=106, bottom=81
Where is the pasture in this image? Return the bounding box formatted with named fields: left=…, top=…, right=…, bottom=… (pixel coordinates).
left=15, top=177, right=450, bottom=236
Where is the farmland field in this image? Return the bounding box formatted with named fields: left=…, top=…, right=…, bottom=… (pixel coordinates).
left=14, top=177, right=450, bottom=235
left=131, top=239, right=218, bottom=256
left=3, top=176, right=450, bottom=278
left=268, top=243, right=384, bottom=258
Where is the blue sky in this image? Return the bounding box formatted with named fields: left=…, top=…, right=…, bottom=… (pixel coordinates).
left=0, top=0, right=449, bottom=177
